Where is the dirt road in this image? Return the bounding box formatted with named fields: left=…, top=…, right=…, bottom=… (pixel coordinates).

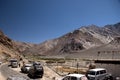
left=0, top=63, right=62, bottom=80
left=0, top=71, right=5, bottom=80
left=11, top=65, right=62, bottom=80
left=0, top=63, right=29, bottom=80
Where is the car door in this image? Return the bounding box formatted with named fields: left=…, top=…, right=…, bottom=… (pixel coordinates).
left=95, top=71, right=100, bottom=80
left=99, top=70, right=107, bottom=80
left=96, top=70, right=106, bottom=80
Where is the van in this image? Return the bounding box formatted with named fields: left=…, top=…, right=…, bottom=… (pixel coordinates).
left=86, top=68, right=113, bottom=80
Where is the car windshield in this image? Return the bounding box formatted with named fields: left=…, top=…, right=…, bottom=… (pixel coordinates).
left=25, top=64, right=32, bottom=67
left=87, top=71, right=95, bottom=75
left=35, top=64, right=41, bottom=68
left=10, top=59, right=17, bottom=62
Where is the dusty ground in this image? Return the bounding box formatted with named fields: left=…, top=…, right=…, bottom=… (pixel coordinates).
left=11, top=65, right=62, bottom=80
left=0, top=60, right=62, bottom=80
left=0, top=64, right=5, bottom=80
left=0, top=72, right=5, bottom=80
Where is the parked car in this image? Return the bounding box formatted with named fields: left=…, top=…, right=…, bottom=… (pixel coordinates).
left=61, top=73, right=88, bottom=80
left=9, top=59, right=18, bottom=68
left=86, top=68, right=113, bottom=80
left=28, top=62, right=44, bottom=78
left=21, top=63, right=32, bottom=73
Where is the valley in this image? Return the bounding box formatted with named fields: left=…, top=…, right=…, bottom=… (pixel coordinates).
left=0, top=22, right=120, bottom=80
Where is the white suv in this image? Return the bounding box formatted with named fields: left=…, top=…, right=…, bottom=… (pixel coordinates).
left=86, top=68, right=113, bottom=80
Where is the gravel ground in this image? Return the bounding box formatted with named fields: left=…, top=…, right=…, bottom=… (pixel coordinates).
left=0, top=64, right=8, bottom=80
left=0, top=63, right=61, bottom=80
left=11, top=65, right=61, bottom=80
left=0, top=72, right=5, bottom=80
left=0, top=63, right=29, bottom=80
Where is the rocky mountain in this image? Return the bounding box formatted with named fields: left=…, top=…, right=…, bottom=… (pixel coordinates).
left=13, top=41, right=35, bottom=53
left=0, top=30, right=19, bottom=61
left=1, top=22, right=120, bottom=60
left=15, top=22, right=120, bottom=56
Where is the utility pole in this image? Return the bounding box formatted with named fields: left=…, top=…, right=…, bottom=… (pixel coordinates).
left=76, top=58, right=79, bottom=73
left=76, top=62, right=79, bottom=73
left=97, top=51, right=100, bottom=60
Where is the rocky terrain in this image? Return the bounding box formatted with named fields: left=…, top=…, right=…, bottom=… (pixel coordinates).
left=0, top=30, right=19, bottom=61
left=14, top=22, right=120, bottom=56
left=0, top=22, right=120, bottom=80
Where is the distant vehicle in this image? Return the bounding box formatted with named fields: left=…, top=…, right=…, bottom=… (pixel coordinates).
left=61, top=73, right=88, bottom=80
left=9, top=59, right=18, bottom=68
left=86, top=68, right=113, bottom=80
left=28, top=62, right=44, bottom=78
left=21, top=63, right=32, bottom=73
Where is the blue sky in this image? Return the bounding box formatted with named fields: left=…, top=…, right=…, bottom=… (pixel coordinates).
left=0, top=0, right=120, bottom=43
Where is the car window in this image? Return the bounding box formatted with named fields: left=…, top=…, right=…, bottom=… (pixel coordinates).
left=25, top=64, right=32, bottom=67
left=100, top=70, right=106, bottom=74
left=87, top=71, right=95, bottom=75
left=96, top=71, right=99, bottom=75
left=25, top=65, right=31, bottom=67
left=34, top=64, right=42, bottom=70
left=70, top=76, right=77, bottom=80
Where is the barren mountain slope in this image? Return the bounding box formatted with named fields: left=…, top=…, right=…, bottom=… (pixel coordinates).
left=64, top=36, right=120, bottom=59
left=15, top=22, right=120, bottom=56
left=13, top=41, right=35, bottom=53
left=0, top=30, right=19, bottom=61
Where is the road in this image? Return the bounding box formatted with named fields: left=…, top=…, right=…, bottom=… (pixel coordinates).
left=0, top=63, right=62, bottom=80
left=0, top=63, right=29, bottom=80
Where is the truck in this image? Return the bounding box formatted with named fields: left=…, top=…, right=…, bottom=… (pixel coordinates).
left=86, top=68, right=113, bottom=80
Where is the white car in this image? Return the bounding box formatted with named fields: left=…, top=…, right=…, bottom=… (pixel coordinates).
left=61, top=73, right=88, bottom=80
left=21, top=63, right=32, bottom=73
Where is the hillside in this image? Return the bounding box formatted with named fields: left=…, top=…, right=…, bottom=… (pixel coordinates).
left=0, top=30, right=20, bottom=61
left=15, top=22, right=120, bottom=56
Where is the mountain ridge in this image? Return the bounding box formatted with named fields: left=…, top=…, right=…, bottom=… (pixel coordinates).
left=0, top=22, right=120, bottom=60
left=15, top=22, right=120, bottom=56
